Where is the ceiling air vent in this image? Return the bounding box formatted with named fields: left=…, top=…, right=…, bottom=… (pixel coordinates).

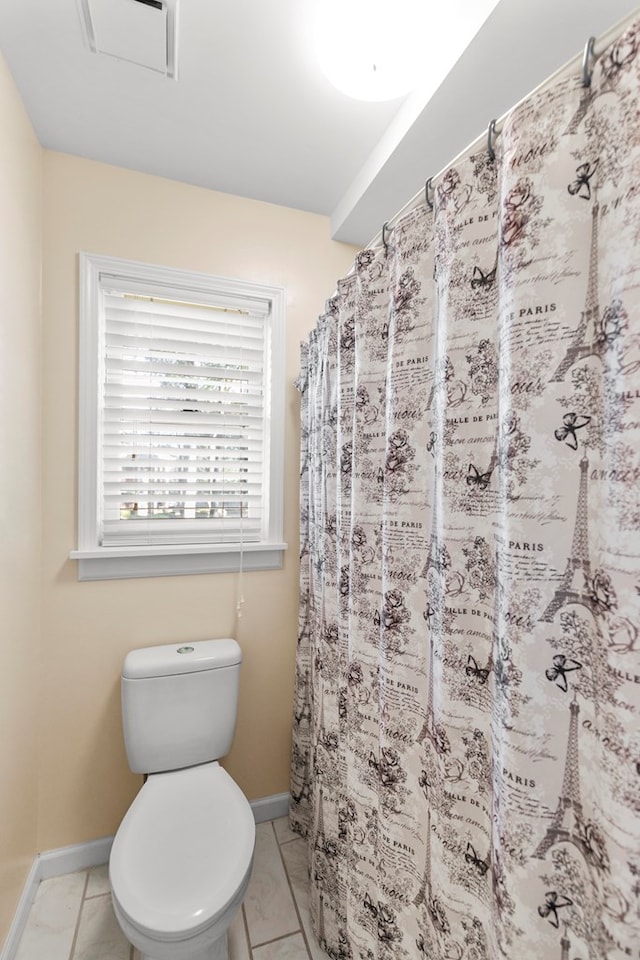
left=76, top=0, right=179, bottom=78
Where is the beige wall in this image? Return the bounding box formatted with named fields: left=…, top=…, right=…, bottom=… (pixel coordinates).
left=0, top=54, right=43, bottom=943
left=0, top=54, right=357, bottom=950
left=40, top=152, right=357, bottom=850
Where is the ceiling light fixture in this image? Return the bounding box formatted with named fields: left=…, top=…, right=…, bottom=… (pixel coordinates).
left=313, top=0, right=429, bottom=102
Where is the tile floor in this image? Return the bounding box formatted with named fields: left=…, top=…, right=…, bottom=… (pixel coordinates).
left=14, top=817, right=329, bottom=960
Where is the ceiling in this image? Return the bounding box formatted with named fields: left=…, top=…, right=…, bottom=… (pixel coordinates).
left=1, top=0, right=639, bottom=247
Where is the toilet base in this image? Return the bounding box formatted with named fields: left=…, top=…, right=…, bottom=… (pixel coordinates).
left=139, top=931, right=228, bottom=960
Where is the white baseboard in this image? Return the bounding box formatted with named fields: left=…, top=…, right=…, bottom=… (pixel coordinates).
left=38, top=835, right=114, bottom=880
left=250, top=791, right=290, bottom=823
left=0, top=837, right=113, bottom=960
left=0, top=857, right=40, bottom=960
left=1, top=792, right=290, bottom=960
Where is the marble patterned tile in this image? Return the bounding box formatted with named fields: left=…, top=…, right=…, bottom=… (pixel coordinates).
left=244, top=822, right=300, bottom=946
left=72, top=894, right=131, bottom=960
left=252, top=932, right=310, bottom=960
left=14, top=817, right=321, bottom=960
left=228, top=907, right=250, bottom=960
left=280, top=840, right=328, bottom=960
left=85, top=864, right=111, bottom=898
left=273, top=815, right=300, bottom=846
left=295, top=903, right=328, bottom=960
left=280, top=837, right=309, bottom=890
left=15, top=871, right=87, bottom=960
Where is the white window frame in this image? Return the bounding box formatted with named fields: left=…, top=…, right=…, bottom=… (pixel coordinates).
left=71, top=253, right=287, bottom=580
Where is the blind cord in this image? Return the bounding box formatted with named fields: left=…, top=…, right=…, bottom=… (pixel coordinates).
left=236, top=333, right=246, bottom=622
left=237, top=529, right=245, bottom=619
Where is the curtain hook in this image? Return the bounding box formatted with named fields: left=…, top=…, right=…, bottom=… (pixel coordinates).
left=487, top=118, right=497, bottom=162
left=382, top=221, right=390, bottom=254
left=425, top=177, right=434, bottom=210
left=582, top=36, right=596, bottom=87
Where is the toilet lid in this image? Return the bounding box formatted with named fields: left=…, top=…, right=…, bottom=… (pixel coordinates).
left=110, top=763, right=255, bottom=941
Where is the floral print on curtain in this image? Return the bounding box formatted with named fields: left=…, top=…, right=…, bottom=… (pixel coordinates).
left=291, top=16, right=640, bottom=960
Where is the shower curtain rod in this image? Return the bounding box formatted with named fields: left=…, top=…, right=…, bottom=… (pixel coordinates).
left=366, top=5, right=640, bottom=254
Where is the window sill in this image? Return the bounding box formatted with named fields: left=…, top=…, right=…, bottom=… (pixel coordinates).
left=70, top=542, right=288, bottom=581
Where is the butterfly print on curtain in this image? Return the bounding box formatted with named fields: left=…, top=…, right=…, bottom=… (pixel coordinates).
left=292, top=15, right=640, bottom=960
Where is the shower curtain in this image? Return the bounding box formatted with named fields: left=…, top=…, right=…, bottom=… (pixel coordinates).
left=291, top=16, right=640, bottom=960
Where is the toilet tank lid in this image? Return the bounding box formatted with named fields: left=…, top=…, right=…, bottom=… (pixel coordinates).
left=122, top=638, right=242, bottom=680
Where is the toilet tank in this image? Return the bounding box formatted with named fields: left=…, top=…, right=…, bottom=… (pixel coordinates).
left=121, top=638, right=242, bottom=774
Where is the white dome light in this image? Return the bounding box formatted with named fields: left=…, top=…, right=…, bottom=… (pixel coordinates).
left=314, top=0, right=429, bottom=102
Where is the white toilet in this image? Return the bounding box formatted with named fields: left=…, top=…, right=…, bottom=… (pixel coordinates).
left=109, top=638, right=255, bottom=960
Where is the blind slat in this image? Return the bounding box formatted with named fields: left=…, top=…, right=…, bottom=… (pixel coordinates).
left=104, top=492, right=263, bottom=505
left=105, top=357, right=263, bottom=380
left=105, top=486, right=263, bottom=497
left=103, top=432, right=264, bottom=446
left=105, top=334, right=265, bottom=361
left=104, top=478, right=263, bottom=491
left=100, top=280, right=269, bottom=546
left=107, top=425, right=263, bottom=437
left=106, top=310, right=265, bottom=341
left=104, top=464, right=263, bottom=477
left=102, top=285, right=270, bottom=318
left=102, top=439, right=264, bottom=453
left=104, top=383, right=263, bottom=403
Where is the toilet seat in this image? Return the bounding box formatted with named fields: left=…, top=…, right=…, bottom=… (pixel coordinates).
left=109, top=762, right=255, bottom=942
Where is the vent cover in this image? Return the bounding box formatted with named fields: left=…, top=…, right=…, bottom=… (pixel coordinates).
left=77, top=0, right=179, bottom=78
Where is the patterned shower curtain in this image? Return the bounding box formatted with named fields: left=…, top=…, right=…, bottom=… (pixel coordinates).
left=290, top=17, right=640, bottom=960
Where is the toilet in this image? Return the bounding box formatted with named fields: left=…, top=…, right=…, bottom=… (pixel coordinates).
left=109, top=638, right=255, bottom=960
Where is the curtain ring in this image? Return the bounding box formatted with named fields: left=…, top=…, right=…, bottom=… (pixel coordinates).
left=487, top=119, right=497, bottom=162
left=382, top=221, right=390, bottom=253
left=582, top=36, right=596, bottom=87
left=425, top=177, right=434, bottom=210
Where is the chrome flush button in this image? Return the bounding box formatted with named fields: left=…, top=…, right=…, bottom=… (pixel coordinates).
left=177, top=646, right=195, bottom=654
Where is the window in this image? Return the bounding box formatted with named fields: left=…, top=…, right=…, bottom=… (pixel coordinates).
left=71, top=253, right=286, bottom=580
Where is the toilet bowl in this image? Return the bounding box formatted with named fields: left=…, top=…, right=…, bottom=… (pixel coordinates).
left=109, top=639, right=254, bottom=960
left=110, top=762, right=255, bottom=960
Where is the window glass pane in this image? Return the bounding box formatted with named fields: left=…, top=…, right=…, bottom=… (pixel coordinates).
left=75, top=253, right=285, bottom=578
left=102, top=285, right=266, bottom=544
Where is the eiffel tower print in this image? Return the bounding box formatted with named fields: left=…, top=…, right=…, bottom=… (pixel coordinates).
left=312, top=787, right=347, bottom=940
left=311, top=689, right=331, bottom=784
left=314, top=784, right=327, bottom=852
left=416, top=632, right=449, bottom=755
left=293, top=670, right=311, bottom=729
left=316, top=685, right=326, bottom=743
left=540, top=456, right=599, bottom=623
left=315, top=889, right=327, bottom=949
left=421, top=498, right=446, bottom=579
left=564, top=87, right=595, bottom=138
left=311, top=785, right=327, bottom=940
left=560, top=923, right=572, bottom=960
left=416, top=630, right=435, bottom=746
left=533, top=696, right=603, bottom=869
left=551, top=200, right=604, bottom=382
left=413, top=809, right=432, bottom=908
left=421, top=494, right=468, bottom=603
left=413, top=812, right=451, bottom=935
left=290, top=753, right=310, bottom=807
left=564, top=62, right=619, bottom=139
left=466, top=433, right=499, bottom=493
left=426, top=364, right=441, bottom=411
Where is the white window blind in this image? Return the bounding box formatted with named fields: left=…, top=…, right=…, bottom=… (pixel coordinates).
left=101, top=289, right=270, bottom=546
left=72, top=253, right=286, bottom=579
